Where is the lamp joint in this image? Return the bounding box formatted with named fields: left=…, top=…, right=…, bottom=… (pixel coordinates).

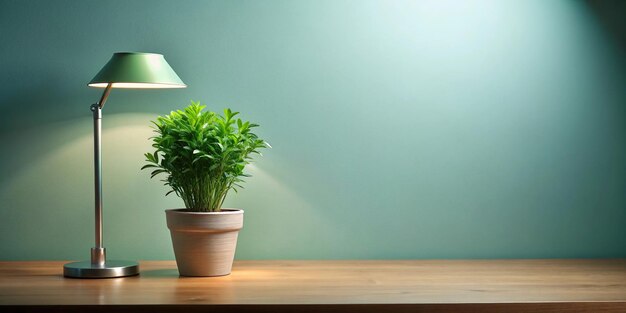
left=91, top=104, right=102, bottom=119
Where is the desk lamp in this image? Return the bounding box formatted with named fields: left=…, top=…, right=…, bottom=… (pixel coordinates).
left=64, top=52, right=186, bottom=278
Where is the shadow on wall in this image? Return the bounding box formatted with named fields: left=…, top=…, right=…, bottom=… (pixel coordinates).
left=0, top=70, right=92, bottom=134
left=231, top=160, right=346, bottom=260
left=585, top=0, right=626, bottom=50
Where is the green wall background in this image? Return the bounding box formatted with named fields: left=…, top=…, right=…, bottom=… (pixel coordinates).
left=1, top=0, right=625, bottom=261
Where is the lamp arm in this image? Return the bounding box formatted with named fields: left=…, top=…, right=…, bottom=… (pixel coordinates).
left=98, top=83, right=113, bottom=109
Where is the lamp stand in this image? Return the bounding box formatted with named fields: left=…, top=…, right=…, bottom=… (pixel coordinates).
left=64, top=84, right=140, bottom=278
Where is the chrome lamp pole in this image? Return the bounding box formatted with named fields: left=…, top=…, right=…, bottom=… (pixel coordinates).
left=63, top=52, right=186, bottom=278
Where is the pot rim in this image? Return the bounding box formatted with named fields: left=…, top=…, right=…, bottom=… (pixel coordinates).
left=165, top=208, right=243, bottom=215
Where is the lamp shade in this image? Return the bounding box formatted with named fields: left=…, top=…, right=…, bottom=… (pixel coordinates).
left=88, top=52, right=186, bottom=89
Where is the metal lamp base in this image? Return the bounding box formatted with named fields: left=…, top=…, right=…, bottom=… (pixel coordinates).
left=63, top=260, right=139, bottom=278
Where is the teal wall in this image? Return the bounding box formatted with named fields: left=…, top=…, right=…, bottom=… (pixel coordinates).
left=1, top=0, right=625, bottom=261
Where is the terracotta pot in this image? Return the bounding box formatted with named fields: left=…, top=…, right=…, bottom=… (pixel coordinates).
left=165, top=208, right=243, bottom=277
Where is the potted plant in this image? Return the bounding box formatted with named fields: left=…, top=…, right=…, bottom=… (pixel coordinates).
left=143, top=101, right=268, bottom=276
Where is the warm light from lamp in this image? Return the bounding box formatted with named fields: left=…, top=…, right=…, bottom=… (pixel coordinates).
left=88, top=82, right=187, bottom=89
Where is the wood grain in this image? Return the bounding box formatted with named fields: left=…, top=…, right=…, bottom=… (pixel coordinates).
left=1, top=260, right=625, bottom=312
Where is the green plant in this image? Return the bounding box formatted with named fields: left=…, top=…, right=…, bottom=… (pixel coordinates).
left=142, top=101, right=269, bottom=212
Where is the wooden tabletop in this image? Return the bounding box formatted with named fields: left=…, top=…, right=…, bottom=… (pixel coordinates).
left=1, top=259, right=626, bottom=312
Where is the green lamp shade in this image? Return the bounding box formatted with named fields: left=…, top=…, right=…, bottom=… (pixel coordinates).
left=88, top=52, right=186, bottom=89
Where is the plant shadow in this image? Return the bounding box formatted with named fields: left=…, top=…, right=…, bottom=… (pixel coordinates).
left=140, top=269, right=180, bottom=278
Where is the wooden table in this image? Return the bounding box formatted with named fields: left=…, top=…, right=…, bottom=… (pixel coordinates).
left=1, top=260, right=625, bottom=312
